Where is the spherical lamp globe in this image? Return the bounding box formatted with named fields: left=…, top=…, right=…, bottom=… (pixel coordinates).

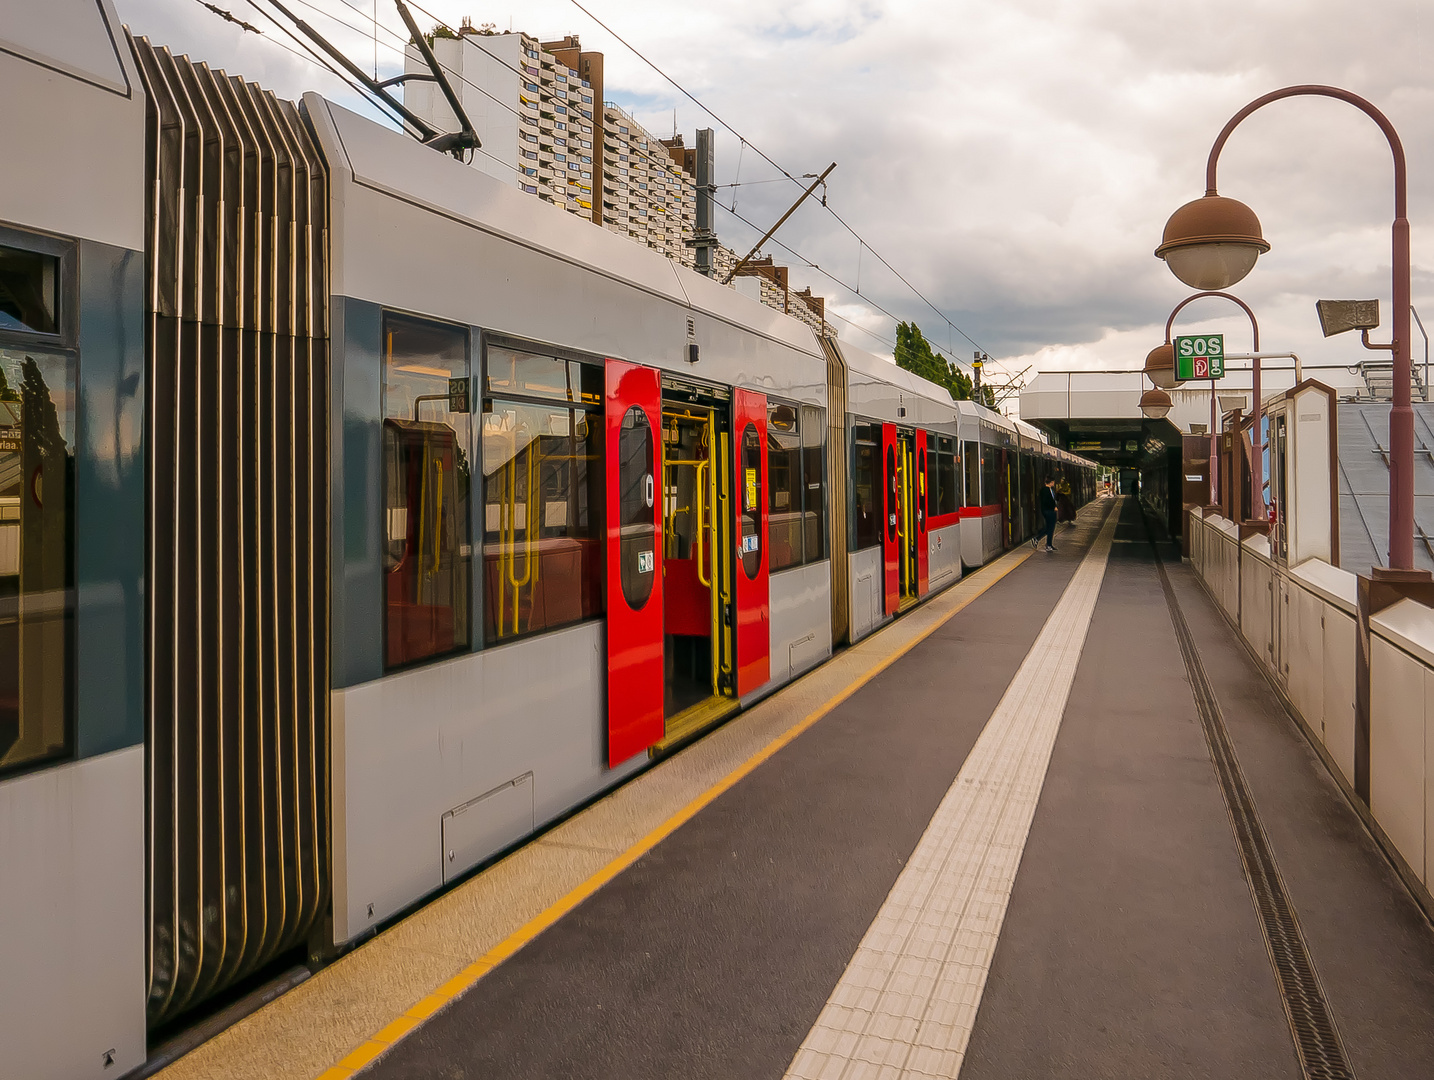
left=1144, top=343, right=1178, bottom=390
left=1155, top=195, right=1270, bottom=290
left=1139, top=388, right=1173, bottom=420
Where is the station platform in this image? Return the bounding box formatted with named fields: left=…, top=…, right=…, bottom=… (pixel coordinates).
left=157, top=497, right=1434, bottom=1080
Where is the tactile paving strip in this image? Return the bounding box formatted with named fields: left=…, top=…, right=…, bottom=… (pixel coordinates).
left=783, top=502, right=1120, bottom=1080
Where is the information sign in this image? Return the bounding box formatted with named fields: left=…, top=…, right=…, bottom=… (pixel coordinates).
left=1174, top=334, right=1225, bottom=380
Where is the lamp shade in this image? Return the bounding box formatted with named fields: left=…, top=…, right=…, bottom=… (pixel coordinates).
left=1144, top=343, right=1177, bottom=390
left=1155, top=195, right=1270, bottom=290
left=1139, top=387, right=1173, bottom=419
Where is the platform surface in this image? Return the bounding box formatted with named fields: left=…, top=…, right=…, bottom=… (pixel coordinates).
left=157, top=497, right=1434, bottom=1080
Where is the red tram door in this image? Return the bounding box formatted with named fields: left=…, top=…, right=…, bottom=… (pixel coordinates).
left=733, top=389, right=770, bottom=695
left=881, top=422, right=899, bottom=614
left=916, top=431, right=930, bottom=596
left=605, top=359, right=664, bottom=765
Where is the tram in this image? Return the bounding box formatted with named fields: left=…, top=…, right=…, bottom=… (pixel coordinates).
left=0, top=6, right=1095, bottom=1076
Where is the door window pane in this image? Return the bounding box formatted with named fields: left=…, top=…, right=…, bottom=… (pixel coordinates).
left=0, top=347, right=74, bottom=774
left=740, top=424, right=762, bottom=579
left=482, top=399, right=602, bottom=642
left=383, top=315, right=471, bottom=670
left=617, top=406, right=657, bottom=609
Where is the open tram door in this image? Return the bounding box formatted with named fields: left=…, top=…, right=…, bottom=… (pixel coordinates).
left=649, top=380, right=767, bottom=751
left=605, top=360, right=664, bottom=765
left=889, top=428, right=925, bottom=612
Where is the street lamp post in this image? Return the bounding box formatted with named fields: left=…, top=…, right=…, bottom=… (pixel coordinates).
left=1156, top=85, right=1418, bottom=571
left=1155, top=290, right=1262, bottom=514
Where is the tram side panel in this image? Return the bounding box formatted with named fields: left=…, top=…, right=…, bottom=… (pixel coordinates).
left=308, top=95, right=831, bottom=943
left=0, top=4, right=149, bottom=1078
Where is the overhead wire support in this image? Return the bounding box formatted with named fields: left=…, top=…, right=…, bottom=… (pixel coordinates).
left=722, top=163, right=836, bottom=284
left=391, top=0, right=480, bottom=155
left=258, top=0, right=441, bottom=142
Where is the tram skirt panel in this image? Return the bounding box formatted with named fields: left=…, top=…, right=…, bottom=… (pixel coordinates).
left=130, top=35, right=331, bottom=1030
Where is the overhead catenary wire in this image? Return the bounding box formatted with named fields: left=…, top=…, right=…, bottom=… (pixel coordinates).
left=383, top=0, right=997, bottom=369
left=201, top=0, right=998, bottom=372
left=560, top=0, right=991, bottom=365
left=717, top=199, right=973, bottom=372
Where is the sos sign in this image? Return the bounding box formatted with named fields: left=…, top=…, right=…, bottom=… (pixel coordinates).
left=1174, top=334, right=1225, bottom=380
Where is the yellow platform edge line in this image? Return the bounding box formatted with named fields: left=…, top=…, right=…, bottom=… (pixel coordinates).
left=315, top=545, right=1034, bottom=1078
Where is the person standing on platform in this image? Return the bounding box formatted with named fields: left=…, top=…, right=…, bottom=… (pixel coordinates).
left=1040, top=476, right=1058, bottom=552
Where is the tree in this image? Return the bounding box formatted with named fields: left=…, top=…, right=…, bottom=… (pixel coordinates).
left=893, top=322, right=975, bottom=402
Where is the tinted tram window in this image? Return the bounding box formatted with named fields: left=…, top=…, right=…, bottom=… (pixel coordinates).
left=801, top=405, right=826, bottom=562
left=981, top=447, right=1002, bottom=511
left=767, top=403, right=801, bottom=572
left=963, top=441, right=980, bottom=506
left=0, top=348, right=74, bottom=775
left=617, top=406, right=657, bottom=609
left=382, top=315, right=471, bottom=670
left=0, top=246, right=59, bottom=335
left=851, top=423, right=879, bottom=551
left=938, top=436, right=958, bottom=516
left=487, top=345, right=602, bottom=406
left=482, top=399, right=602, bottom=643
left=740, top=424, right=762, bottom=578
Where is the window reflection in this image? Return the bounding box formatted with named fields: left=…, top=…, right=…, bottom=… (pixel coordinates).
left=383, top=315, right=471, bottom=670
left=0, top=347, right=74, bottom=774
left=483, top=395, right=604, bottom=642
left=766, top=401, right=827, bottom=571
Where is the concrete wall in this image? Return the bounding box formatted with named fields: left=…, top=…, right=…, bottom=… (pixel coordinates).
left=1189, top=510, right=1428, bottom=895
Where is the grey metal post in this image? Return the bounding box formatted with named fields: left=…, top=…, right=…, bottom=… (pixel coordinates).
left=694, top=128, right=716, bottom=277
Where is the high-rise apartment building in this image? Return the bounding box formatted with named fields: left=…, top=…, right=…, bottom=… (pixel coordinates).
left=600, top=108, right=696, bottom=264
left=404, top=25, right=600, bottom=220
left=405, top=23, right=832, bottom=337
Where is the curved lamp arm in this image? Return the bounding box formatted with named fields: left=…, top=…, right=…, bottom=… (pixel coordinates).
left=1164, top=290, right=1260, bottom=352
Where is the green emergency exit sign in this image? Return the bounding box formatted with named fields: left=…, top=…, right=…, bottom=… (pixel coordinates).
left=1174, top=334, right=1225, bottom=380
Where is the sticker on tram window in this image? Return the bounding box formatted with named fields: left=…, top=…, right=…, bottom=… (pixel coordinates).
left=637, top=550, right=654, bottom=573
left=744, top=468, right=757, bottom=509
left=741, top=534, right=759, bottom=554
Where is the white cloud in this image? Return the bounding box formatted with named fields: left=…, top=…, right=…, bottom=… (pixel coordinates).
left=115, top=0, right=1434, bottom=397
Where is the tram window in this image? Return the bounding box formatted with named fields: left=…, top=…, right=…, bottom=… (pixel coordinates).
left=964, top=441, right=980, bottom=506
left=980, top=447, right=1002, bottom=508
left=0, top=245, right=59, bottom=336
left=382, top=314, right=471, bottom=670
left=487, top=345, right=602, bottom=407
left=937, top=436, right=958, bottom=516
left=851, top=423, right=880, bottom=551
left=617, top=407, right=657, bottom=609
left=482, top=397, right=603, bottom=642
left=767, top=403, right=802, bottom=572
left=0, top=347, right=75, bottom=775
left=740, top=424, right=763, bottom=578
left=801, top=405, right=826, bottom=562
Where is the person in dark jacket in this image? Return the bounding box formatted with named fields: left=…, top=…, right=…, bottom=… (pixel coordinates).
left=1039, top=477, right=1058, bottom=551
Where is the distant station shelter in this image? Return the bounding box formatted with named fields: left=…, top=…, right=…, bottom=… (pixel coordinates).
left=1019, top=365, right=1434, bottom=576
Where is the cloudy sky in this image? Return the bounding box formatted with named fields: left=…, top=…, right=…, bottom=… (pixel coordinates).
left=118, top=0, right=1434, bottom=397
